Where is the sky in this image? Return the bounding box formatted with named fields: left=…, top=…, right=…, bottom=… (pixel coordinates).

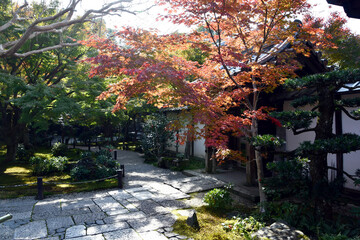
left=20, top=0, right=360, bottom=34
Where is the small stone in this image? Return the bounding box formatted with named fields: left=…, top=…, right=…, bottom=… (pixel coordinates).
left=169, top=238, right=178, bottom=240
left=164, top=227, right=173, bottom=232
left=177, top=235, right=187, bottom=239
left=186, top=210, right=200, bottom=229
left=157, top=228, right=165, bottom=233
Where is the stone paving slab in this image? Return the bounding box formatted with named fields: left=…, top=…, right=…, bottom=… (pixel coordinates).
left=131, top=200, right=170, bottom=216
left=72, top=212, right=107, bottom=225
left=103, top=228, right=142, bottom=240
left=87, top=222, right=129, bottom=235
left=103, top=211, right=147, bottom=224
left=127, top=214, right=177, bottom=232
left=47, top=216, right=75, bottom=234
left=65, top=225, right=86, bottom=239
left=139, top=230, right=169, bottom=240
left=14, top=220, right=47, bottom=239
left=66, top=234, right=104, bottom=240
left=93, top=196, right=125, bottom=212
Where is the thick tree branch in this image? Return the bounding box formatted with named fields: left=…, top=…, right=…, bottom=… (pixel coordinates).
left=339, top=105, right=360, bottom=120
left=293, top=127, right=316, bottom=135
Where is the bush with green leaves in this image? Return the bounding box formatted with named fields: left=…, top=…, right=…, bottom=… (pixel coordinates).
left=51, top=142, right=68, bottom=156
left=30, top=156, right=68, bottom=175
left=70, top=151, right=119, bottom=181
left=203, top=184, right=233, bottom=209
left=223, top=216, right=264, bottom=239
left=262, top=157, right=311, bottom=200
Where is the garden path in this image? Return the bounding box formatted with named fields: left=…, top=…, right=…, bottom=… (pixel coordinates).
left=0, top=150, right=226, bottom=240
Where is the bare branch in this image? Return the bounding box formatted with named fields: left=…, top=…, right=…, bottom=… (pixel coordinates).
left=0, top=1, right=28, bottom=33
left=0, top=0, right=134, bottom=58
left=13, top=42, right=80, bottom=58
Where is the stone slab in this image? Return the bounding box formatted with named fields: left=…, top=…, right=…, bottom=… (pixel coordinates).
left=65, top=225, right=86, bottom=239
left=47, top=216, right=74, bottom=233
left=14, top=220, right=47, bottom=239
left=72, top=212, right=107, bottom=225
left=127, top=214, right=177, bottom=232
left=93, top=197, right=124, bottom=212
left=139, top=231, right=169, bottom=240
left=131, top=191, right=156, bottom=201
left=103, top=211, right=147, bottom=224
left=103, top=228, right=142, bottom=240
left=87, top=222, right=129, bottom=235
left=65, top=234, right=104, bottom=240
left=131, top=200, right=169, bottom=216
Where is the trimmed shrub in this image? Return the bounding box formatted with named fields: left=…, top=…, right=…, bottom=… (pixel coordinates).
left=70, top=151, right=119, bottom=181
left=30, top=156, right=68, bottom=175
left=204, top=184, right=233, bottom=210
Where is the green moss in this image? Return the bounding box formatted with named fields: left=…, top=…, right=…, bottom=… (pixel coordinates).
left=172, top=206, right=244, bottom=240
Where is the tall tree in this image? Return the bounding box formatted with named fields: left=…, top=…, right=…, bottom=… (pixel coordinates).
left=272, top=69, right=360, bottom=190
left=81, top=0, right=338, bottom=205
left=0, top=0, right=134, bottom=162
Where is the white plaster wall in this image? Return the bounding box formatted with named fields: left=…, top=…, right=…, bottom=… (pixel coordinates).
left=193, top=124, right=206, bottom=158
left=340, top=93, right=360, bottom=190
left=283, top=100, right=316, bottom=152
left=165, top=111, right=206, bottom=159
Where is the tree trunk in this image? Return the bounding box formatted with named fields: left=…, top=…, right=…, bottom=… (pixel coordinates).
left=252, top=119, right=266, bottom=207
left=310, top=88, right=335, bottom=185
left=1, top=103, right=21, bottom=163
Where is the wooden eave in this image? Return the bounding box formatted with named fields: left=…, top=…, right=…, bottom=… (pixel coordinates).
left=327, top=0, right=360, bottom=19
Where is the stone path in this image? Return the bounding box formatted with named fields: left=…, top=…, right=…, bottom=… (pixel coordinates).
left=0, top=150, right=225, bottom=240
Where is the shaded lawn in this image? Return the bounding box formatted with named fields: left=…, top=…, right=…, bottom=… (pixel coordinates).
left=0, top=147, right=118, bottom=199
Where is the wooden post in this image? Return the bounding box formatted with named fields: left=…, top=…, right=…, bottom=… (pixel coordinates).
left=36, top=177, right=44, bottom=200
left=114, top=151, right=117, bottom=160
left=117, top=170, right=123, bottom=189
left=120, top=164, right=125, bottom=177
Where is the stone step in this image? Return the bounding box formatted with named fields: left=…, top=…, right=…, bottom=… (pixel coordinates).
left=183, top=170, right=260, bottom=203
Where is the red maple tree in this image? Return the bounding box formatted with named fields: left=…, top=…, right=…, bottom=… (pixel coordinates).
left=81, top=0, right=343, bottom=204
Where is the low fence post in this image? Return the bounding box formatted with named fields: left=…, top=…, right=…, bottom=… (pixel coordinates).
left=120, top=165, right=125, bottom=177
left=117, top=170, right=123, bottom=189
left=114, top=151, right=117, bottom=160
left=36, top=177, right=44, bottom=200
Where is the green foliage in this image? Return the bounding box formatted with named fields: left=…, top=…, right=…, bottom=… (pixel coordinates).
left=222, top=216, right=264, bottom=239
left=140, top=113, right=174, bottom=160
left=70, top=151, right=119, bottom=181
left=297, top=133, right=360, bottom=155
left=250, top=134, right=284, bottom=150
left=51, top=142, right=68, bottom=156
left=203, top=184, right=233, bottom=210
left=30, top=156, right=68, bottom=175
left=338, top=97, right=360, bottom=108
left=262, top=158, right=311, bottom=200
left=291, top=95, right=318, bottom=108
left=270, top=111, right=318, bottom=130
left=16, top=144, right=34, bottom=162
left=285, top=69, right=360, bottom=90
